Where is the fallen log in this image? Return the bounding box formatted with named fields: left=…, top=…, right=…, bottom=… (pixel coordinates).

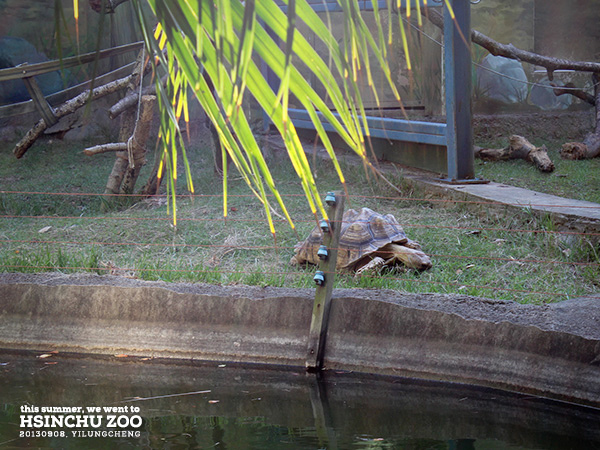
left=476, top=135, right=555, bottom=172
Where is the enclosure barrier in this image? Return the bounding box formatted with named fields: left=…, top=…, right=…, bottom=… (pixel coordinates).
left=276, top=0, right=477, bottom=181
left=1, top=270, right=600, bottom=408
left=0, top=41, right=143, bottom=121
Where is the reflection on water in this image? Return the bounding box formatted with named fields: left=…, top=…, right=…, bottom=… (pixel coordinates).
left=1, top=352, right=599, bottom=449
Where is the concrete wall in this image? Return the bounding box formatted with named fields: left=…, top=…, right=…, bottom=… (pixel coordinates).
left=1, top=273, right=599, bottom=407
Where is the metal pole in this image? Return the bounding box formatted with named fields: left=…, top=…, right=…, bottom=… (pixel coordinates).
left=444, top=0, right=474, bottom=181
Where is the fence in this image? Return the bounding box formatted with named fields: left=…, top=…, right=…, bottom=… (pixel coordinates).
left=0, top=41, right=143, bottom=122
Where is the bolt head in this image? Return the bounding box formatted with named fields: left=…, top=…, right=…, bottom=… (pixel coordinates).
left=313, top=271, right=325, bottom=286
left=325, top=192, right=336, bottom=206
left=319, top=219, right=329, bottom=233
left=317, top=245, right=328, bottom=260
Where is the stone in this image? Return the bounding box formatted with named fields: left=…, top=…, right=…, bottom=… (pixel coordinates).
left=0, top=36, right=67, bottom=105
left=475, top=54, right=528, bottom=104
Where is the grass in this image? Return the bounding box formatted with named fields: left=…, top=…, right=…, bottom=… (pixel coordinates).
left=475, top=136, right=600, bottom=204
left=0, top=134, right=599, bottom=304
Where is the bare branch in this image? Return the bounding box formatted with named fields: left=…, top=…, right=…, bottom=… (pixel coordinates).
left=550, top=82, right=596, bottom=106
left=84, top=143, right=128, bottom=156
left=427, top=8, right=600, bottom=79
left=13, top=74, right=134, bottom=159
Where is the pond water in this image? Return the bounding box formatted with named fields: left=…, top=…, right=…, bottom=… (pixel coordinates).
left=1, top=352, right=599, bottom=449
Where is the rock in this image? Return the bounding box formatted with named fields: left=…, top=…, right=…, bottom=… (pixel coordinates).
left=475, top=54, right=528, bottom=104
left=529, top=76, right=572, bottom=110
left=0, top=36, right=68, bottom=105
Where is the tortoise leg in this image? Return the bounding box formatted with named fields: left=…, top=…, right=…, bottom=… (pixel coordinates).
left=384, top=243, right=432, bottom=270
left=355, top=256, right=386, bottom=277
left=403, top=239, right=423, bottom=250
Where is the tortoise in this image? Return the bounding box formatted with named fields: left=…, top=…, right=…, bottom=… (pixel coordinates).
left=291, top=207, right=432, bottom=274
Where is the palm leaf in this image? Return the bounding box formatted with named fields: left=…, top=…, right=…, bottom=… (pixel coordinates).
left=69, top=0, right=453, bottom=231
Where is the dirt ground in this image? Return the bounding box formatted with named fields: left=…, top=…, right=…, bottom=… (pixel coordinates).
left=472, top=109, right=595, bottom=142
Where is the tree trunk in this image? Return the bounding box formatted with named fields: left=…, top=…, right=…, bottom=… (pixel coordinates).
left=100, top=95, right=157, bottom=210
left=476, top=135, right=555, bottom=172
left=103, top=108, right=136, bottom=199
left=138, top=148, right=164, bottom=196
left=209, top=115, right=225, bottom=175
left=120, top=95, right=156, bottom=194
left=89, top=0, right=131, bottom=13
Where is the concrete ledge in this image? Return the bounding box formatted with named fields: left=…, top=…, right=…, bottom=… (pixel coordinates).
left=0, top=273, right=314, bottom=366
left=1, top=273, right=599, bottom=407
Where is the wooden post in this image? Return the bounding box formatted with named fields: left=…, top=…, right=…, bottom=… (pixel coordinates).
left=22, top=76, right=58, bottom=126
left=307, top=373, right=338, bottom=448
left=306, top=191, right=345, bottom=372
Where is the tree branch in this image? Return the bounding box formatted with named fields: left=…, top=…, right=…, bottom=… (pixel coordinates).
left=83, top=143, right=128, bottom=155
left=550, top=82, right=595, bottom=106
left=109, top=75, right=167, bottom=119
left=13, top=74, right=134, bottom=158
left=426, top=8, right=600, bottom=80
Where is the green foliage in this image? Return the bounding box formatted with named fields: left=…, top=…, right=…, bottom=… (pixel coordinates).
left=131, top=0, right=394, bottom=228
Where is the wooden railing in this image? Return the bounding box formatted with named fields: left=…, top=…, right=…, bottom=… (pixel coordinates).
left=0, top=41, right=143, bottom=123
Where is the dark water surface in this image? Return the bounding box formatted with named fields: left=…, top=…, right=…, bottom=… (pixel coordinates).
left=1, top=352, right=599, bottom=449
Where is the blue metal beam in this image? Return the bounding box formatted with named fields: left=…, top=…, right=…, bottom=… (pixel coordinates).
left=288, top=108, right=447, bottom=146
left=276, top=0, right=429, bottom=13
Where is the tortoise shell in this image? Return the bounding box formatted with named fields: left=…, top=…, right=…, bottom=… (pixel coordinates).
left=292, top=207, right=410, bottom=270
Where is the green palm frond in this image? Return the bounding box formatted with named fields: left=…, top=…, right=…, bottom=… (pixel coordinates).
left=68, top=0, right=459, bottom=232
